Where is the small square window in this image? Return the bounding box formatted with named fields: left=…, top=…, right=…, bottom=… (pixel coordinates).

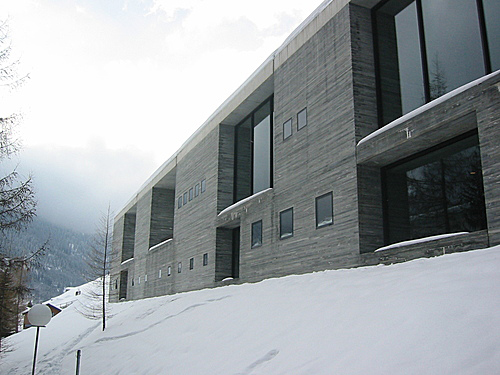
left=195, top=184, right=200, bottom=197
left=280, top=208, right=294, bottom=239
left=201, top=179, right=206, bottom=193
left=178, top=196, right=182, bottom=209
left=251, top=220, right=263, bottom=248
left=203, top=253, right=208, bottom=266
left=167, top=266, right=171, bottom=276
left=183, top=192, right=188, bottom=205
left=283, top=119, right=292, bottom=140
left=316, top=192, right=333, bottom=228
left=189, top=257, right=194, bottom=270
left=178, top=262, right=182, bottom=273
left=189, top=188, right=194, bottom=201
left=298, top=108, right=307, bottom=130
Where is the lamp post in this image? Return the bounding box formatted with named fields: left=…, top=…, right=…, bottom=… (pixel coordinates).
left=27, top=304, right=52, bottom=375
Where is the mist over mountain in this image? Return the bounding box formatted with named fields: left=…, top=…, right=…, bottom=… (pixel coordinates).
left=1, top=217, right=93, bottom=302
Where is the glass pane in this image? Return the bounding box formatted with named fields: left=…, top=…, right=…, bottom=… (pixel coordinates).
left=253, top=114, right=271, bottom=194
left=251, top=220, right=263, bottom=248
left=385, top=134, right=486, bottom=245
left=377, top=0, right=424, bottom=124
left=297, top=108, right=307, bottom=130
left=235, top=117, right=252, bottom=201
left=483, top=0, right=500, bottom=71
left=316, top=193, right=333, bottom=227
left=283, top=119, right=292, bottom=139
left=422, top=0, right=485, bottom=99
left=280, top=208, right=293, bottom=239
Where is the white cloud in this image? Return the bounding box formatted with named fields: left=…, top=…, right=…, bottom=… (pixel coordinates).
left=0, top=0, right=322, bottom=231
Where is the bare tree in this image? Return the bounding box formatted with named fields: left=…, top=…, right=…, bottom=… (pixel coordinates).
left=77, top=206, right=114, bottom=331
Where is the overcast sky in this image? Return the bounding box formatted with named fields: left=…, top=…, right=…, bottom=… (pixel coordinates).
left=0, top=0, right=320, bottom=233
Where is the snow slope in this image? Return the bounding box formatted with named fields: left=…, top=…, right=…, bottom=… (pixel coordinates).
left=1, top=246, right=499, bottom=375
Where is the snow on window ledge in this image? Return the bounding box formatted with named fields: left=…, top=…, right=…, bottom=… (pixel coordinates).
left=149, top=238, right=173, bottom=252
left=374, top=232, right=469, bottom=253
left=358, top=70, right=500, bottom=147
left=121, top=257, right=134, bottom=265
left=218, top=188, right=273, bottom=217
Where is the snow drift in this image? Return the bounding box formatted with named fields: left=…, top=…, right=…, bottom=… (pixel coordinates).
left=1, top=246, right=499, bottom=374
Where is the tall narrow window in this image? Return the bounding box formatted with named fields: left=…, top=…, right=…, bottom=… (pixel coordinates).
left=234, top=97, right=273, bottom=202
left=167, top=265, right=171, bottom=276
left=195, top=184, right=200, bottom=197
left=280, top=208, right=294, bottom=239
left=178, top=196, right=182, bottom=209
left=251, top=220, right=263, bottom=248
left=203, top=253, right=208, bottom=266
left=178, top=262, right=182, bottom=273
left=201, top=179, right=206, bottom=193
left=297, top=108, right=307, bottom=130
left=316, top=192, right=333, bottom=228
left=283, top=119, right=292, bottom=140
left=189, top=257, right=194, bottom=270
left=183, top=192, right=188, bottom=205
left=189, top=188, right=194, bottom=201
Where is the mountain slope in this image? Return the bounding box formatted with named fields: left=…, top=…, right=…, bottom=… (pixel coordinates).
left=1, top=217, right=92, bottom=302
left=1, top=246, right=499, bottom=374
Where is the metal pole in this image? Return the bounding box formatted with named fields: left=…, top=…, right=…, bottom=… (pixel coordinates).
left=31, top=326, right=40, bottom=375
left=75, top=350, right=81, bottom=375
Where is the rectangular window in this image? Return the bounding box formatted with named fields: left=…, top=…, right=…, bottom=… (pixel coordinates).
left=234, top=97, right=273, bottom=202
left=144, top=274, right=147, bottom=282
left=383, top=132, right=486, bottom=245
left=183, top=192, right=188, bottom=205
left=316, top=192, right=333, bottom=228
left=251, top=220, right=263, bottom=248
left=189, top=188, right=194, bottom=201
left=189, top=257, right=194, bottom=270
left=283, top=119, right=292, bottom=140
left=201, top=179, right=206, bottom=193
left=178, top=196, right=182, bottom=209
left=195, top=184, right=200, bottom=197
left=158, top=269, right=162, bottom=278
left=203, top=253, right=208, bottom=266
left=297, top=108, right=307, bottom=130
left=178, top=262, right=182, bottom=273
left=167, top=265, right=171, bottom=276
left=280, top=208, right=294, bottom=239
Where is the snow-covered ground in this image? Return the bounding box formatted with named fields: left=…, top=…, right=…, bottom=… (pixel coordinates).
left=1, top=246, right=499, bottom=374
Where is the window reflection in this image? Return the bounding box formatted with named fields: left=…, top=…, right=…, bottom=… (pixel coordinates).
left=384, top=133, right=486, bottom=244
left=375, top=0, right=498, bottom=126
left=422, top=0, right=484, bottom=98
left=234, top=98, right=273, bottom=202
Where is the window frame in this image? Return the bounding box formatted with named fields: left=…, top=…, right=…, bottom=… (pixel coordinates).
left=283, top=118, right=292, bottom=140
left=251, top=220, right=263, bottom=248
left=315, top=192, right=334, bottom=228
left=297, top=107, right=307, bottom=130
left=189, top=257, right=194, bottom=270
left=203, top=253, right=208, bottom=266
left=279, top=208, right=294, bottom=240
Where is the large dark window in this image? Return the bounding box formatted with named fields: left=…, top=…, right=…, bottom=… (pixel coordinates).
left=234, top=98, right=273, bottom=202
left=374, top=0, right=498, bottom=126
left=383, top=132, right=486, bottom=245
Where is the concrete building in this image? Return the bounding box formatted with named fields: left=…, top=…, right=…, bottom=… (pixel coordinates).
left=110, top=0, right=500, bottom=302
